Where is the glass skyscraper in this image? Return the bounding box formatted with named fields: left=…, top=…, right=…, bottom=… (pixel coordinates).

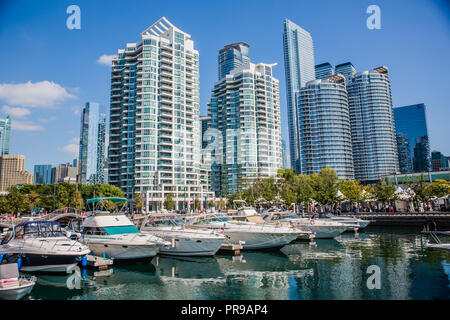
left=347, top=66, right=399, bottom=182
left=208, top=49, right=282, bottom=195
left=393, top=104, right=431, bottom=173
left=296, top=74, right=354, bottom=179
left=218, top=42, right=250, bottom=80
left=315, top=62, right=334, bottom=80
left=282, top=19, right=315, bottom=173
left=335, top=62, right=356, bottom=85
left=33, top=164, right=52, bottom=185
left=79, top=102, right=107, bottom=184
left=108, top=17, right=213, bottom=211
left=0, top=116, right=11, bottom=156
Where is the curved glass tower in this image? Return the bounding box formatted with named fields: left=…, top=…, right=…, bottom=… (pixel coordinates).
left=296, top=75, right=354, bottom=179
left=218, top=42, right=250, bottom=80
left=282, top=19, right=315, bottom=173
left=347, top=66, right=399, bottom=182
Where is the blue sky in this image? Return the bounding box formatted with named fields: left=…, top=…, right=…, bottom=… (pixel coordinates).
left=0, top=0, right=449, bottom=173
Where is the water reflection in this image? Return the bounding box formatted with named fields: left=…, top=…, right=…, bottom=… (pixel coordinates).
left=23, top=228, right=450, bottom=300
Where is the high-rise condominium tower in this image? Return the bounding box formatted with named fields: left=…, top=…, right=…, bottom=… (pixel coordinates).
left=0, top=116, right=11, bottom=156
left=283, top=19, right=315, bottom=173
left=79, top=102, right=107, bottom=184
left=347, top=66, right=399, bottom=182
left=208, top=47, right=282, bottom=195
left=315, top=63, right=334, bottom=80
left=108, top=17, right=212, bottom=211
left=218, top=42, right=250, bottom=80
left=0, top=155, right=33, bottom=191
left=296, top=74, right=354, bottom=179
left=393, top=104, right=431, bottom=173
left=34, top=164, right=52, bottom=185
left=335, top=62, right=356, bottom=84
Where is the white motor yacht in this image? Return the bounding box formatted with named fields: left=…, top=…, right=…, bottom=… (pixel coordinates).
left=67, top=197, right=169, bottom=261
left=140, top=214, right=225, bottom=256
left=319, top=213, right=370, bottom=230
left=0, top=221, right=90, bottom=273
left=262, top=210, right=350, bottom=239
left=0, top=263, right=35, bottom=300
left=186, top=213, right=301, bottom=250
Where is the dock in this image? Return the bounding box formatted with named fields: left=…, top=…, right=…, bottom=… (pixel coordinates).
left=84, top=255, right=114, bottom=270
left=337, top=212, right=450, bottom=227
left=218, top=243, right=243, bottom=255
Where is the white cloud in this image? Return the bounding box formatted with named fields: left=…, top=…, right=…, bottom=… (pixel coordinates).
left=72, top=106, right=82, bottom=115
left=0, top=81, right=75, bottom=107
left=59, top=138, right=79, bottom=157
left=97, top=54, right=116, bottom=66
left=39, top=116, right=57, bottom=123
left=11, top=120, right=44, bottom=132
left=1, top=105, right=31, bottom=118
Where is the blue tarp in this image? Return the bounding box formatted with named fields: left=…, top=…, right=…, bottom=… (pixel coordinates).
left=102, top=225, right=140, bottom=235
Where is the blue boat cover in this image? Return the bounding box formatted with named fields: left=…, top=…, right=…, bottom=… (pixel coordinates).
left=102, top=225, right=140, bottom=235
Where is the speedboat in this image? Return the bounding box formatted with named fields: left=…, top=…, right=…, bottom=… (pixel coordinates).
left=67, top=197, right=169, bottom=261
left=262, top=210, right=350, bottom=239
left=186, top=213, right=301, bottom=250
left=319, top=213, right=370, bottom=230
left=140, top=214, right=225, bottom=256
left=0, top=221, right=90, bottom=273
left=0, top=262, right=35, bottom=300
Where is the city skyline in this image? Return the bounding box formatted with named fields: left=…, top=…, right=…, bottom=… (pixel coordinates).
left=0, top=0, right=449, bottom=173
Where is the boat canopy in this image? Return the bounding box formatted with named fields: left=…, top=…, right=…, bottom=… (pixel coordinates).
left=14, top=221, right=63, bottom=238
left=86, top=197, right=128, bottom=204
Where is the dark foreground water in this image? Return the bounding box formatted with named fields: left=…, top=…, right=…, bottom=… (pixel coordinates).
left=25, top=227, right=449, bottom=300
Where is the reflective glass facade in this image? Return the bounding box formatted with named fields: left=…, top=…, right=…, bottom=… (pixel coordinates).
left=218, top=42, right=250, bottom=80
left=296, top=76, right=354, bottom=179
left=0, top=116, right=11, bottom=156
left=335, top=62, right=356, bottom=85
left=393, top=104, right=430, bottom=173
left=347, top=67, right=399, bottom=182
left=33, top=164, right=52, bottom=185
left=315, top=62, right=334, bottom=80
left=283, top=19, right=315, bottom=173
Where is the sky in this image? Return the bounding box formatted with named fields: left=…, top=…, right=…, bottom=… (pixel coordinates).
left=0, top=0, right=449, bottom=173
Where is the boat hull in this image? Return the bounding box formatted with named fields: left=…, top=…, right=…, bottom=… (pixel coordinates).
left=19, top=253, right=85, bottom=274
left=158, top=236, right=224, bottom=256
left=85, top=242, right=159, bottom=260
left=224, top=231, right=298, bottom=250
left=307, top=225, right=348, bottom=239
left=0, top=282, right=35, bottom=300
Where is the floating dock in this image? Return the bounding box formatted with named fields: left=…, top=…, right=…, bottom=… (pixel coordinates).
left=218, top=243, right=243, bottom=255
left=84, top=255, right=114, bottom=270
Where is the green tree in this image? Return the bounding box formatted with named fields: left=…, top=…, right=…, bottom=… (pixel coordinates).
left=206, top=200, right=215, bottom=209
left=70, top=190, right=84, bottom=211
left=6, top=187, right=29, bottom=215
left=164, top=193, right=175, bottom=210
left=372, top=178, right=397, bottom=207
left=311, top=168, right=340, bottom=206
left=194, top=198, right=201, bottom=210
left=98, top=199, right=117, bottom=212
left=339, top=180, right=363, bottom=205
left=406, top=174, right=432, bottom=204
left=427, top=179, right=449, bottom=199
left=0, top=195, right=12, bottom=213
left=133, top=193, right=144, bottom=214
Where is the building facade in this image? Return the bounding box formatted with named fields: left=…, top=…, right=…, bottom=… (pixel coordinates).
left=0, top=116, right=11, bottom=156
left=335, top=62, right=356, bottom=84
left=51, top=163, right=78, bottom=184
left=33, top=164, right=52, bottom=185
left=282, top=19, right=316, bottom=173
left=347, top=66, right=399, bottom=182
left=431, top=151, right=449, bottom=171
left=218, top=42, right=250, bottom=80
left=208, top=57, right=282, bottom=195
left=78, top=102, right=107, bottom=184
left=393, top=103, right=431, bottom=173
left=296, top=75, right=354, bottom=179
left=396, top=132, right=412, bottom=174
left=315, top=62, right=334, bottom=80
left=0, top=155, right=33, bottom=191
left=107, top=17, right=213, bottom=212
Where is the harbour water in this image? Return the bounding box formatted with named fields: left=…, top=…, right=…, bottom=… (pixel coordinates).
left=24, top=227, right=449, bottom=300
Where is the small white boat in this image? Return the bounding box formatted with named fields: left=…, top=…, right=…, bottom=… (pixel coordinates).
left=318, top=213, right=370, bottom=231
left=187, top=213, right=301, bottom=250
left=67, top=197, right=169, bottom=261
left=0, top=263, right=35, bottom=300
left=262, top=210, right=350, bottom=239
left=140, top=214, right=225, bottom=256
left=1, top=221, right=91, bottom=273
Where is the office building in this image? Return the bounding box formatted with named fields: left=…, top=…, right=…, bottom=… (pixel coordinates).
left=78, top=102, right=107, bottom=184
left=396, top=133, right=412, bottom=174
left=33, top=164, right=52, bottom=185
left=335, top=62, right=356, bottom=84
left=347, top=66, right=399, bottom=182
left=51, top=163, right=78, bottom=184
left=431, top=151, right=449, bottom=171
left=393, top=104, right=431, bottom=173
left=209, top=46, right=282, bottom=195
left=108, top=17, right=213, bottom=211
left=282, top=19, right=315, bottom=173
left=0, top=155, right=33, bottom=191
left=296, top=74, right=354, bottom=179
left=0, top=116, right=11, bottom=155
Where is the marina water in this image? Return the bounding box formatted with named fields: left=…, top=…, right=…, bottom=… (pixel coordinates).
left=24, top=227, right=449, bottom=300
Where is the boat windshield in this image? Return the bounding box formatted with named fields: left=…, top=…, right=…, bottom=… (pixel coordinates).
left=14, top=221, right=64, bottom=238
left=147, top=219, right=186, bottom=227
left=195, top=216, right=230, bottom=224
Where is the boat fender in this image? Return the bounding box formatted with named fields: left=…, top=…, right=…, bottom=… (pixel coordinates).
left=81, top=268, right=87, bottom=280
left=17, top=256, right=22, bottom=270
left=81, top=255, right=87, bottom=267
left=0, top=253, right=2, bottom=264
left=102, top=252, right=106, bottom=258
left=171, top=237, right=176, bottom=248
